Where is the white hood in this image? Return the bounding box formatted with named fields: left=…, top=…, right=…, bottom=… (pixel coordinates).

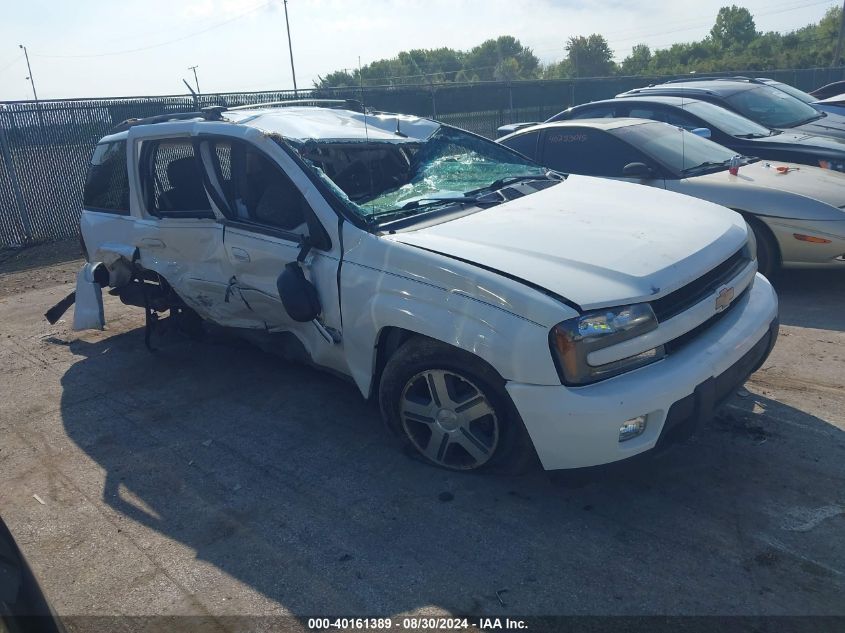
left=387, top=176, right=747, bottom=310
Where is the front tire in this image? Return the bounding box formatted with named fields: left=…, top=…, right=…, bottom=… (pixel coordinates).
left=378, top=337, right=538, bottom=473
left=747, top=217, right=779, bottom=279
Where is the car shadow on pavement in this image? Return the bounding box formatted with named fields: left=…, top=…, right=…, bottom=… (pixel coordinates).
left=59, top=326, right=845, bottom=617
left=772, top=270, right=845, bottom=332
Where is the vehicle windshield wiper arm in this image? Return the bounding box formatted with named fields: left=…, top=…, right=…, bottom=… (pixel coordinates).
left=366, top=195, right=495, bottom=227
left=468, top=172, right=562, bottom=195
left=681, top=160, right=731, bottom=174
left=399, top=196, right=487, bottom=211
left=682, top=155, right=755, bottom=174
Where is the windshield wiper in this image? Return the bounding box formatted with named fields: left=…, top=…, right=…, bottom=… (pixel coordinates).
left=682, top=156, right=755, bottom=175
left=682, top=160, right=731, bottom=174
left=399, top=196, right=487, bottom=211
left=366, top=173, right=560, bottom=227
left=468, top=172, right=561, bottom=195
left=366, top=196, right=495, bottom=227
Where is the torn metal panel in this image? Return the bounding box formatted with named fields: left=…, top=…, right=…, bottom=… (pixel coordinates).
left=92, top=243, right=138, bottom=287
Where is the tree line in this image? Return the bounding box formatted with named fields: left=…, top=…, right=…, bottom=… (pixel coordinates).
left=314, top=5, right=844, bottom=88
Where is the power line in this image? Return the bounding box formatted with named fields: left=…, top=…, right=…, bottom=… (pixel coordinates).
left=0, top=54, right=23, bottom=76
left=602, top=0, right=834, bottom=41
left=31, top=0, right=272, bottom=59
left=91, top=3, right=272, bottom=48
left=531, top=0, right=836, bottom=58
left=315, top=0, right=837, bottom=86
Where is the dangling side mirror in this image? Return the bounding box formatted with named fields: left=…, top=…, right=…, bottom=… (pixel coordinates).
left=276, top=261, right=321, bottom=322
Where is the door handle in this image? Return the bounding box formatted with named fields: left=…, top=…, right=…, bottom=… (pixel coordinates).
left=141, top=238, right=165, bottom=249
left=231, top=247, right=251, bottom=262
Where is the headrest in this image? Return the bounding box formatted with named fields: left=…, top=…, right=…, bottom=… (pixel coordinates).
left=166, top=157, right=199, bottom=186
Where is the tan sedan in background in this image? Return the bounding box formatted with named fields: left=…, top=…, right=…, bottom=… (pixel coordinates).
left=499, top=118, right=845, bottom=276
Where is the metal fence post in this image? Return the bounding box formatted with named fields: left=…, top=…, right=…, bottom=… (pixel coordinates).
left=0, top=123, right=32, bottom=243
left=508, top=82, right=514, bottom=122
left=430, top=84, right=437, bottom=119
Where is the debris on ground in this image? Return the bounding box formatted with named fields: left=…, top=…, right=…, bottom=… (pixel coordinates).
left=496, top=589, right=508, bottom=607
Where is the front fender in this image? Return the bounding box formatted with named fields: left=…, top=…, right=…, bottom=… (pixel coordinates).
left=670, top=177, right=845, bottom=221
left=342, top=274, right=562, bottom=398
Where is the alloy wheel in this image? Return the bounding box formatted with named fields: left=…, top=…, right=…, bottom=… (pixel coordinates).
left=399, top=369, right=499, bottom=470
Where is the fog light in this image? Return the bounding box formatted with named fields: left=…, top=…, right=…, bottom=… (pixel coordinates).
left=619, top=415, right=647, bottom=442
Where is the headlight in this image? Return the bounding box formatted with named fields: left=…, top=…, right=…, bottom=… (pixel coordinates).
left=818, top=159, right=845, bottom=172
left=550, top=303, right=664, bottom=385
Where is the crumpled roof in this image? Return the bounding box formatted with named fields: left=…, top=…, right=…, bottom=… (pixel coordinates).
left=226, top=107, right=440, bottom=143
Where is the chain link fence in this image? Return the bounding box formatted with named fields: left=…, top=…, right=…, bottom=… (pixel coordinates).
left=2, top=66, right=845, bottom=248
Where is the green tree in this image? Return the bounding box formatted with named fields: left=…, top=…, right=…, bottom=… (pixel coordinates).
left=620, top=44, right=652, bottom=75
left=314, top=6, right=845, bottom=87
left=710, top=5, right=758, bottom=49
left=314, top=70, right=356, bottom=89
left=464, top=36, right=539, bottom=80
left=493, top=58, right=521, bottom=81
left=566, top=34, right=616, bottom=77
left=542, top=59, right=573, bottom=79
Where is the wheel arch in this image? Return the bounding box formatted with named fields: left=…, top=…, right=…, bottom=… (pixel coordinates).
left=345, top=291, right=561, bottom=401
left=732, top=209, right=782, bottom=268
left=369, top=327, right=512, bottom=400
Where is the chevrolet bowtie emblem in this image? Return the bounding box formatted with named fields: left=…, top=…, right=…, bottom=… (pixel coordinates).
left=715, top=286, right=735, bottom=312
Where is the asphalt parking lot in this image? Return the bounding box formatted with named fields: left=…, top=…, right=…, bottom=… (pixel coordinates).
left=0, top=251, right=843, bottom=625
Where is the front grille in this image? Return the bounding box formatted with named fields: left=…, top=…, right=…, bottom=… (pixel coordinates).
left=651, top=248, right=749, bottom=322
left=664, top=286, right=750, bottom=354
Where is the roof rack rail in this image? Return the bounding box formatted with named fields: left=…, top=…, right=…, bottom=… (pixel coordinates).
left=227, top=98, right=365, bottom=113
left=107, top=105, right=225, bottom=134
left=664, top=75, right=764, bottom=85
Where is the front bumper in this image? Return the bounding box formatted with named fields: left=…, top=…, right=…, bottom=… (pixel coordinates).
left=506, top=273, right=779, bottom=470
left=766, top=218, right=845, bottom=269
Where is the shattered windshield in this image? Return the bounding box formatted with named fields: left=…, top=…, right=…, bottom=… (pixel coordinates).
left=291, top=126, right=549, bottom=222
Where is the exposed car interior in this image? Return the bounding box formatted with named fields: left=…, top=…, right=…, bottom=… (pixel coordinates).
left=158, top=156, right=210, bottom=212
left=142, top=140, right=213, bottom=216
left=208, top=139, right=310, bottom=233
left=297, top=141, right=416, bottom=203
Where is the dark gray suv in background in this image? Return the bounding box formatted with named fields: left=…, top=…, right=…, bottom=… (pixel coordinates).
left=617, top=77, right=845, bottom=141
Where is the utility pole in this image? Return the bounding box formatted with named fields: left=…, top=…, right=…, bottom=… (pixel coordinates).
left=283, top=0, right=298, bottom=96
left=18, top=44, right=45, bottom=143
left=188, top=65, right=201, bottom=94
left=833, top=0, right=845, bottom=67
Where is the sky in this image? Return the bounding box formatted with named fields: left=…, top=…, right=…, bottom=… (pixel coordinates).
left=0, top=0, right=839, bottom=101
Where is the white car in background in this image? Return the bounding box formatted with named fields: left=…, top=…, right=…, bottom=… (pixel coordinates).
left=58, top=101, right=778, bottom=474
left=499, top=118, right=845, bottom=276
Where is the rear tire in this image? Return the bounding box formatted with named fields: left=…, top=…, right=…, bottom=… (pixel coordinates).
left=378, top=337, right=539, bottom=474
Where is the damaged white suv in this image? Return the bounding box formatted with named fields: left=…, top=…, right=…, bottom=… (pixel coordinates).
left=66, top=100, right=778, bottom=473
